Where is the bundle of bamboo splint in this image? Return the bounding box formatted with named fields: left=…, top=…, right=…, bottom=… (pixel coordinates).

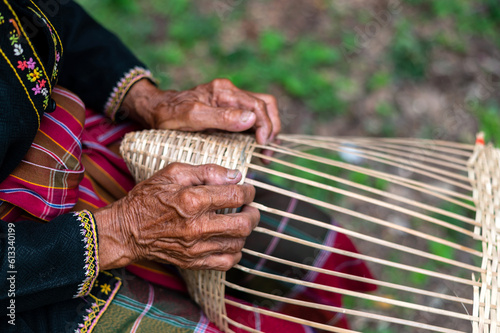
left=120, top=129, right=498, bottom=333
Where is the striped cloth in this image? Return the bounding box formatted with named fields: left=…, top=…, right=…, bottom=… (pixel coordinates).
left=0, top=87, right=87, bottom=221
left=0, top=86, right=375, bottom=332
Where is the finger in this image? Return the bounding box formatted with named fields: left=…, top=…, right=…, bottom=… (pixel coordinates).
left=187, top=237, right=246, bottom=256
left=198, top=184, right=256, bottom=211
left=247, top=92, right=281, bottom=141
left=260, top=148, right=274, bottom=165
left=260, top=137, right=281, bottom=165
left=194, top=252, right=242, bottom=271
left=158, top=235, right=246, bottom=256
left=156, top=251, right=242, bottom=271
left=170, top=102, right=257, bottom=133
left=216, top=91, right=273, bottom=145
left=175, top=184, right=256, bottom=217
left=200, top=205, right=260, bottom=238
left=238, top=204, right=260, bottom=230
left=159, top=163, right=243, bottom=186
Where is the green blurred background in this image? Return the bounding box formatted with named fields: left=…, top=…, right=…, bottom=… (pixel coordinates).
left=76, top=0, right=500, bottom=144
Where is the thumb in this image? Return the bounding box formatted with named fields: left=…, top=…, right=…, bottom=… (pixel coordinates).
left=177, top=104, right=257, bottom=132
left=161, top=163, right=243, bottom=186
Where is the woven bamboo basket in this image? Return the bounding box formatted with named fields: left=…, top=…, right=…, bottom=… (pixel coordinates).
left=120, top=129, right=499, bottom=333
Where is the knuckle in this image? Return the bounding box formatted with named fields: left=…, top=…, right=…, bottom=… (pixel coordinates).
left=184, top=103, right=202, bottom=121
left=218, top=255, right=236, bottom=271
left=274, top=120, right=282, bottom=133
left=254, top=99, right=267, bottom=112
left=177, top=188, right=207, bottom=215
left=184, top=109, right=196, bottom=125
left=191, top=101, right=204, bottom=111
left=229, top=186, right=246, bottom=206
left=213, top=78, right=233, bottom=89
left=220, top=262, right=233, bottom=271
left=235, top=215, right=254, bottom=236
left=184, top=243, right=201, bottom=256
left=166, top=162, right=185, bottom=175
left=243, top=222, right=254, bottom=236
left=201, top=164, right=219, bottom=178
left=242, top=184, right=256, bottom=202
left=221, top=108, right=235, bottom=125
left=230, top=238, right=245, bottom=252
left=267, top=94, right=278, bottom=106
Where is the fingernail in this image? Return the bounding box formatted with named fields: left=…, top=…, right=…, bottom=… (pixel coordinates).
left=228, top=169, right=240, bottom=179
left=240, top=110, right=253, bottom=123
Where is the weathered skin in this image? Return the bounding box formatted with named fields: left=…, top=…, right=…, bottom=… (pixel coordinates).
left=121, top=78, right=281, bottom=145
left=95, top=78, right=280, bottom=272
left=95, top=163, right=259, bottom=271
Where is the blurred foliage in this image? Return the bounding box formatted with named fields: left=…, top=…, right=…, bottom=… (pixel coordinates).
left=76, top=0, right=500, bottom=144
left=473, top=103, right=500, bottom=144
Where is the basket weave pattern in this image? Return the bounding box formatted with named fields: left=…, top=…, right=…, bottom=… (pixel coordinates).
left=120, top=129, right=256, bottom=330
left=468, top=143, right=500, bottom=333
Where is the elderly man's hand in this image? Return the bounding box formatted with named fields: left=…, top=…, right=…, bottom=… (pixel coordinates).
left=121, top=78, right=281, bottom=145
left=94, top=163, right=259, bottom=271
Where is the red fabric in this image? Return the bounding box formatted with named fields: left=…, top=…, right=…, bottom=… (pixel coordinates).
left=276, top=231, right=377, bottom=329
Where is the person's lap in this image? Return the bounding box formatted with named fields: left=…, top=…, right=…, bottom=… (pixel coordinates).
left=0, top=87, right=374, bottom=332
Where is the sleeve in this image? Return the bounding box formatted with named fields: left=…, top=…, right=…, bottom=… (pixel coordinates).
left=53, top=0, right=155, bottom=119
left=0, top=210, right=99, bottom=314
left=0, top=27, right=40, bottom=182
left=0, top=72, right=39, bottom=183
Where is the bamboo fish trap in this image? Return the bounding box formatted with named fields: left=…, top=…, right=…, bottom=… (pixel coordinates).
left=120, top=129, right=499, bottom=333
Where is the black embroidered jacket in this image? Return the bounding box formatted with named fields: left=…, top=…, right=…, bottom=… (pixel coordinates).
left=0, top=0, right=153, bottom=331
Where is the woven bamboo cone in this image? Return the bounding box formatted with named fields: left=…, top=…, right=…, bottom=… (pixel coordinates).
left=120, top=129, right=499, bottom=333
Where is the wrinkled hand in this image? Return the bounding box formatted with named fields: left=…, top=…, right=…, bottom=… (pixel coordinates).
left=121, top=78, right=281, bottom=145
left=94, top=163, right=259, bottom=271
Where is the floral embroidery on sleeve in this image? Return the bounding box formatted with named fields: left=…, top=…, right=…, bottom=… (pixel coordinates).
left=73, top=210, right=99, bottom=298
left=8, top=26, right=51, bottom=108
left=28, top=7, right=62, bottom=82
left=74, top=271, right=121, bottom=333
left=104, top=66, right=156, bottom=121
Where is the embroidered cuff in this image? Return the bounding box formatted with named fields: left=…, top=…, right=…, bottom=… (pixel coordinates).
left=73, top=210, right=99, bottom=298
left=75, top=271, right=122, bottom=333
left=104, top=66, right=156, bottom=121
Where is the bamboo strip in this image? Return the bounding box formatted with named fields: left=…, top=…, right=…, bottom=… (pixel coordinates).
left=358, top=137, right=475, bottom=152
left=251, top=225, right=481, bottom=287
left=224, top=282, right=469, bottom=333
left=257, top=143, right=475, bottom=203
left=233, top=264, right=476, bottom=321
left=250, top=202, right=482, bottom=271
left=267, top=139, right=473, bottom=191
left=284, top=135, right=475, bottom=152
left=224, top=300, right=357, bottom=333
left=252, top=151, right=477, bottom=225
left=251, top=152, right=478, bottom=225
left=246, top=179, right=484, bottom=247
left=224, top=317, right=263, bottom=333
left=332, top=140, right=472, bottom=168
left=249, top=163, right=480, bottom=236
left=282, top=139, right=472, bottom=179
left=241, top=248, right=474, bottom=306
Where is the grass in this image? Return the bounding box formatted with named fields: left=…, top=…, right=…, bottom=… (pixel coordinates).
left=76, top=0, right=500, bottom=145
